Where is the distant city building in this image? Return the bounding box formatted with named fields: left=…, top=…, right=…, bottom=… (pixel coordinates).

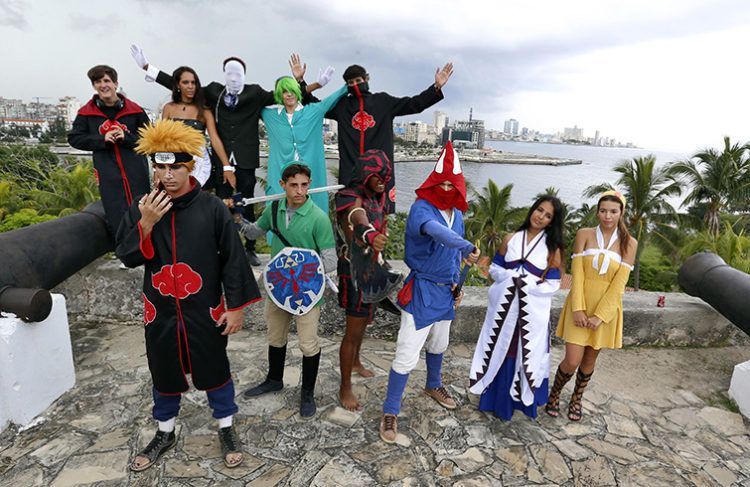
left=0, top=97, right=27, bottom=119
left=56, top=96, right=81, bottom=129
left=323, top=118, right=338, bottom=136
left=441, top=116, right=485, bottom=149
left=404, top=121, right=435, bottom=144
left=0, top=118, right=50, bottom=132
left=563, top=125, right=584, bottom=141
left=503, top=118, right=519, bottom=136
left=433, top=111, right=447, bottom=135
left=594, top=129, right=600, bottom=146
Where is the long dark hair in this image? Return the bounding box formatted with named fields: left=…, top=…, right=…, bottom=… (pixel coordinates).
left=597, top=194, right=631, bottom=255
left=517, top=195, right=565, bottom=263
left=171, top=66, right=206, bottom=116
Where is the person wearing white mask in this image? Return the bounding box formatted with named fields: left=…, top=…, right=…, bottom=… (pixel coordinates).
left=130, top=45, right=333, bottom=266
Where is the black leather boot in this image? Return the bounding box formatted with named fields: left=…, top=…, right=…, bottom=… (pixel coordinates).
left=243, top=345, right=286, bottom=398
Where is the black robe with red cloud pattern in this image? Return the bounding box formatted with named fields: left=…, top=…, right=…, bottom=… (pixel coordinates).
left=67, top=95, right=151, bottom=236
left=323, top=84, right=444, bottom=214
left=115, top=179, right=261, bottom=393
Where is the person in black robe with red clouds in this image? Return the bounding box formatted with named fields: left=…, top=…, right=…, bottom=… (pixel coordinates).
left=115, top=119, right=261, bottom=472
left=68, top=65, right=150, bottom=238
left=323, top=62, right=453, bottom=214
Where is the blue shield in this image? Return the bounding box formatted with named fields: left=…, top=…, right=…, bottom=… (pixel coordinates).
left=263, top=247, right=325, bottom=315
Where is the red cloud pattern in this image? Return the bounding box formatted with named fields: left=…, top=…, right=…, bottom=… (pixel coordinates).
left=152, top=263, right=203, bottom=299
left=143, top=293, right=156, bottom=325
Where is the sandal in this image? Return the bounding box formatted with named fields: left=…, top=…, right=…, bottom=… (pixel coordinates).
left=129, top=430, right=176, bottom=472
left=568, top=369, right=593, bottom=422
left=218, top=426, right=243, bottom=468
left=545, top=366, right=574, bottom=417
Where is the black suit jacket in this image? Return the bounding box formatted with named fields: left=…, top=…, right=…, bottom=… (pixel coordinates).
left=155, top=71, right=273, bottom=169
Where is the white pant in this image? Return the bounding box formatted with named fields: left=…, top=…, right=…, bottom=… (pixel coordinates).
left=391, top=310, right=451, bottom=374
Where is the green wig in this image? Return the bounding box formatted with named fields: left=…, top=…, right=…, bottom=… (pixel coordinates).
left=274, top=76, right=302, bottom=105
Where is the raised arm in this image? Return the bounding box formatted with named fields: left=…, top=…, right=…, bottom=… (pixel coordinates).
left=290, top=53, right=334, bottom=104
left=390, top=62, right=453, bottom=117
left=130, top=44, right=174, bottom=90
left=312, top=84, right=347, bottom=114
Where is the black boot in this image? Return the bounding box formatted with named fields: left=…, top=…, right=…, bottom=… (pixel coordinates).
left=244, top=345, right=286, bottom=398
left=300, top=351, right=321, bottom=418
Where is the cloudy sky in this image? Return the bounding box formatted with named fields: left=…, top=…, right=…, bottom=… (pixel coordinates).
left=2, top=0, right=749, bottom=152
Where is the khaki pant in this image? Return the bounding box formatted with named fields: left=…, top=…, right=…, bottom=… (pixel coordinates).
left=264, top=299, right=321, bottom=356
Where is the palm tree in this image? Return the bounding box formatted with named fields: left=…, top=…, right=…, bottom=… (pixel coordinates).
left=668, top=137, right=750, bottom=236
left=29, top=162, right=98, bottom=216
left=0, top=180, right=22, bottom=221
left=584, top=155, right=681, bottom=290
left=465, top=180, right=526, bottom=259
left=680, top=222, right=750, bottom=273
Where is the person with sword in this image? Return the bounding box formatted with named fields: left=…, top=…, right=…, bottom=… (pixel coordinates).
left=233, top=163, right=336, bottom=418
left=378, top=141, right=480, bottom=443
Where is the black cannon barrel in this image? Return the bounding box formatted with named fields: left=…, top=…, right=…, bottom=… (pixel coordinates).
left=0, top=200, right=113, bottom=291
left=678, top=252, right=750, bottom=336
left=0, top=286, right=52, bottom=322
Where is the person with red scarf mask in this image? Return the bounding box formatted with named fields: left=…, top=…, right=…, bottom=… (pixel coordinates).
left=379, top=141, right=479, bottom=443
left=334, top=149, right=395, bottom=412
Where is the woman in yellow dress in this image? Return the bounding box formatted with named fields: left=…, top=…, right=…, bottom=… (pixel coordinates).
left=547, top=191, right=637, bottom=421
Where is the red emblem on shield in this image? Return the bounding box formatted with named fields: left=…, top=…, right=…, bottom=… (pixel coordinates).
left=352, top=111, right=375, bottom=131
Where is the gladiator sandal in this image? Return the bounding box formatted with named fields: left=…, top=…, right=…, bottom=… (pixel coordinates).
left=545, top=366, right=574, bottom=418
left=568, top=369, right=594, bottom=422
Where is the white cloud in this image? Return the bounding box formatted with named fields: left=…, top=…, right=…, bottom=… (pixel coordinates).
left=1, top=0, right=749, bottom=152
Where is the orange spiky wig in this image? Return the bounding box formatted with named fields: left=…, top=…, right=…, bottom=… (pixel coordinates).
left=135, top=119, right=204, bottom=171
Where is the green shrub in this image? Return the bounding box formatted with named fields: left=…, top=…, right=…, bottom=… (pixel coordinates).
left=635, top=245, right=679, bottom=291
left=0, top=209, right=56, bottom=232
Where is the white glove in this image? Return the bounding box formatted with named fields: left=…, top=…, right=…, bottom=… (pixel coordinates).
left=130, top=44, right=148, bottom=69
left=317, top=66, right=335, bottom=87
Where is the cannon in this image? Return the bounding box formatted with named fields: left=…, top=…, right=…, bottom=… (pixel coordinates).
left=0, top=201, right=113, bottom=321
left=678, top=252, right=750, bottom=337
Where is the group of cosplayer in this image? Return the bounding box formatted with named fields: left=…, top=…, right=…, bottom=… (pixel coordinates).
left=65, top=46, right=637, bottom=472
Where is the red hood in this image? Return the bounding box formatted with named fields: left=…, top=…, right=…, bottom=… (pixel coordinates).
left=415, top=141, right=468, bottom=212
left=78, top=94, right=145, bottom=119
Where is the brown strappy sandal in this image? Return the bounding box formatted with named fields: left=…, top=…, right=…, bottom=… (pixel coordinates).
left=545, top=366, right=574, bottom=417
left=568, top=369, right=594, bottom=422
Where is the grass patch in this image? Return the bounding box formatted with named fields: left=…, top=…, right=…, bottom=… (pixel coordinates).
left=707, top=392, right=740, bottom=413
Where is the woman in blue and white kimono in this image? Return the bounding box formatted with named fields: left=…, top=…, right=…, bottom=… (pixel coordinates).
left=469, top=195, right=565, bottom=420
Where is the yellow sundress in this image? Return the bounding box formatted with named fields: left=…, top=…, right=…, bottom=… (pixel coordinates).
left=556, top=241, right=632, bottom=350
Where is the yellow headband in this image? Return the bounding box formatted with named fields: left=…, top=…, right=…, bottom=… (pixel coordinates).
left=599, top=190, right=626, bottom=207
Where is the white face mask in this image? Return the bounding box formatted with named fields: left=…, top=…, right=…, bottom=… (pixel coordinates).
left=224, top=60, right=245, bottom=95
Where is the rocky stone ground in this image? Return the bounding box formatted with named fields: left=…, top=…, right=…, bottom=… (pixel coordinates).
left=0, top=320, right=749, bottom=486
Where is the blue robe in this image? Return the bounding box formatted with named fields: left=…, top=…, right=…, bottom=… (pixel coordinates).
left=400, top=199, right=474, bottom=329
